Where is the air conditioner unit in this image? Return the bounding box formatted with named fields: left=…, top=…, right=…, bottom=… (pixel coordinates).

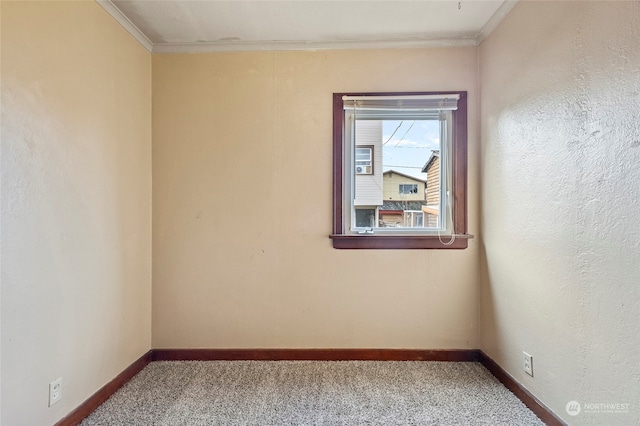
left=356, top=165, right=371, bottom=175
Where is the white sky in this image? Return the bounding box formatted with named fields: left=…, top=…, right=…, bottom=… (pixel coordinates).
left=382, top=120, right=440, bottom=179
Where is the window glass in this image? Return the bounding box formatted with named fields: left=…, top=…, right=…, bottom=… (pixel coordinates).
left=399, top=184, right=419, bottom=195
left=347, top=113, right=447, bottom=233
left=355, top=208, right=376, bottom=228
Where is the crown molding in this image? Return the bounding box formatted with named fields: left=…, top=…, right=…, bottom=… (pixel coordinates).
left=476, top=0, right=519, bottom=44
left=96, top=0, right=153, bottom=52
left=97, top=0, right=517, bottom=54
left=152, top=36, right=478, bottom=54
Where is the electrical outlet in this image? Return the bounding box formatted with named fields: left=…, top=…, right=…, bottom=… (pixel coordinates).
left=49, top=378, right=62, bottom=407
left=523, top=352, right=533, bottom=377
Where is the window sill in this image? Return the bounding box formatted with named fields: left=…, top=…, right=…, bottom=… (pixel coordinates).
left=329, top=234, right=472, bottom=249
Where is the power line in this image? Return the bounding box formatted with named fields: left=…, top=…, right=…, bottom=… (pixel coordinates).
left=394, top=121, right=416, bottom=147
left=383, top=165, right=425, bottom=169
left=382, top=121, right=404, bottom=145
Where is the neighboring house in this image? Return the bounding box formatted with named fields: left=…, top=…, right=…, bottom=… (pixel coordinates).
left=353, top=120, right=383, bottom=227
left=380, top=170, right=428, bottom=227
left=354, top=120, right=383, bottom=207
left=382, top=170, right=426, bottom=201
left=421, top=150, right=440, bottom=228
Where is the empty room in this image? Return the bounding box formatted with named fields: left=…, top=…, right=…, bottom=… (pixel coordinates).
left=1, top=0, right=638, bottom=425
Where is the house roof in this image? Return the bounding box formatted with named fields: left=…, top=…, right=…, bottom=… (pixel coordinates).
left=421, top=150, right=440, bottom=173
left=381, top=201, right=428, bottom=211
left=382, top=169, right=427, bottom=183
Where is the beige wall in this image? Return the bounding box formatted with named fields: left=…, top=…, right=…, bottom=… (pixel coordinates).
left=10, top=2, right=638, bottom=424
left=1, top=2, right=152, bottom=425
left=152, top=48, right=480, bottom=349
left=479, top=1, right=640, bottom=424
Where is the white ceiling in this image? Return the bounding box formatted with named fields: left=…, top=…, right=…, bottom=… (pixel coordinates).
left=98, top=0, right=518, bottom=53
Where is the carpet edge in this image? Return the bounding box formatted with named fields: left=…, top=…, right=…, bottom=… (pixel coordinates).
left=478, top=350, right=567, bottom=426
left=53, top=350, right=152, bottom=426
left=55, top=348, right=565, bottom=426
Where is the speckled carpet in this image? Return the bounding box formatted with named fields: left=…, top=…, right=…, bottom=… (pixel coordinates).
left=81, top=361, right=544, bottom=425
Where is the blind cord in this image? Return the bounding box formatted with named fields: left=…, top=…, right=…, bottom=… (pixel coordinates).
left=437, top=112, right=456, bottom=246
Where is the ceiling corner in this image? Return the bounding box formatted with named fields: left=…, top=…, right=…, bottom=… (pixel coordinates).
left=476, top=0, right=519, bottom=45
left=96, top=0, right=153, bottom=52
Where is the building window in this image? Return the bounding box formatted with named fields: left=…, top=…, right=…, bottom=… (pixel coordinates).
left=355, top=146, right=373, bottom=175
left=399, top=184, right=418, bottom=194
left=330, top=91, right=470, bottom=249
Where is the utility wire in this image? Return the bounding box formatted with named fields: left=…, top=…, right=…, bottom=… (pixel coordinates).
left=394, top=121, right=416, bottom=147
left=383, top=165, right=425, bottom=169
left=382, top=121, right=404, bottom=145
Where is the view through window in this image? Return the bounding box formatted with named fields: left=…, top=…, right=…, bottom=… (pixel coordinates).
left=347, top=103, right=449, bottom=233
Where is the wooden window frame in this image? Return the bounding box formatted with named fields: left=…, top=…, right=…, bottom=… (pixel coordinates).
left=330, top=91, right=469, bottom=249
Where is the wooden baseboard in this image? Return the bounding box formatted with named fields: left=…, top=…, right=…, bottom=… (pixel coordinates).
left=53, top=350, right=152, bottom=426
left=152, top=348, right=480, bottom=362
left=55, top=348, right=563, bottom=426
left=478, top=351, right=566, bottom=426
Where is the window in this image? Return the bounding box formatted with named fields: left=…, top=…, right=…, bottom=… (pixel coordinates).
left=399, top=184, right=418, bottom=194
left=330, top=91, right=470, bottom=249
left=355, top=146, right=373, bottom=174
left=355, top=208, right=376, bottom=228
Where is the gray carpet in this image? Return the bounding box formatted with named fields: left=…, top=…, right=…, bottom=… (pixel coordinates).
left=81, top=361, right=544, bottom=425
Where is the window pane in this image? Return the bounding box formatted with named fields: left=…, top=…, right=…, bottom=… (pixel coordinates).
left=352, top=119, right=441, bottom=230
left=355, top=208, right=376, bottom=227
left=355, top=148, right=372, bottom=161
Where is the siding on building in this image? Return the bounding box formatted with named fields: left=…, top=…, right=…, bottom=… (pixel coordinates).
left=422, top=152, right=440, bottom=228
left=354, top=120, right=383, bottom=206
left=426, top=156, right=440, bottom=207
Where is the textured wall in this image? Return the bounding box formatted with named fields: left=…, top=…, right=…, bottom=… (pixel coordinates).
left=479, top=1, right=640, bottom=424
left=152, top=48, right=480, bottom=349
left=1, top=2, right=152, bottom=425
